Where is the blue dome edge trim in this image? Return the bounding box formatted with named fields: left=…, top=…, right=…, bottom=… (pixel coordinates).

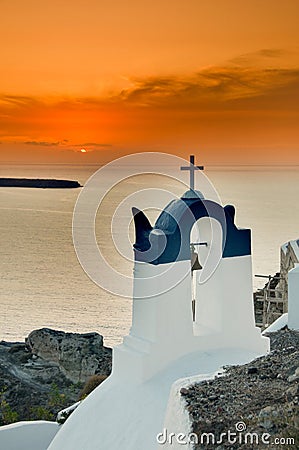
left=133, top=198, right=251, bottom=264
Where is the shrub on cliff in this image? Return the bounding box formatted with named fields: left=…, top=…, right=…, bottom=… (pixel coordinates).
left=79, top=375, right=107, bottom=400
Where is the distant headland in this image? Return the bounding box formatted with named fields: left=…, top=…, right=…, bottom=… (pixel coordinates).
left=0, top=178, right=82, bottom=189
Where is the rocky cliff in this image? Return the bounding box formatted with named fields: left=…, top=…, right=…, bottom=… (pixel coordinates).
left=182, top=328, right=299, bottom=449
left=26, top=328, right=111, bottom=384
left=0, top=329, right=112, bottom=425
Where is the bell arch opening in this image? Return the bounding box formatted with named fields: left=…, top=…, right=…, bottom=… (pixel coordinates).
left=190, top=217, right=224, bottom=325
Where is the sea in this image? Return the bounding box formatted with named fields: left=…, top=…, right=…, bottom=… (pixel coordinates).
left=1, top=163, right=299, bottom=347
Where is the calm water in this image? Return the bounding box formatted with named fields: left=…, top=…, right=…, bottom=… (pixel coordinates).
left=1, top=163, right=299, bottom=346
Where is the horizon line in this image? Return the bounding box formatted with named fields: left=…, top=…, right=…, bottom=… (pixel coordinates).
left=1, top=162, right=299, bottom=168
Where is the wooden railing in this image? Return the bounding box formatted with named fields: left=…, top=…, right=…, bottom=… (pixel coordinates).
left=254, top=275, right=287, bottom=329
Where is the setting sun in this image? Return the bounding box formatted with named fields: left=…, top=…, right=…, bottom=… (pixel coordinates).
left=80, top=149, right=87, bottom=153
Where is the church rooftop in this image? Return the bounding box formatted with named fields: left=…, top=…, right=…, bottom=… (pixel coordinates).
left=181, top=189, right=204, bottom=200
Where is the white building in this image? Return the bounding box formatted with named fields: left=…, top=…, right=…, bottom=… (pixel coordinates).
left=0, top=188, right=270, bottom=450
left=280, top=239, right=299, bottom=297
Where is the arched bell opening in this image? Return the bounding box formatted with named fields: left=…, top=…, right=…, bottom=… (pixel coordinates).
left=191, top=244, right=202, bottom=321
left=190, top=217, right=224, bottom=330
left=190, top=222, right=205, bottom=321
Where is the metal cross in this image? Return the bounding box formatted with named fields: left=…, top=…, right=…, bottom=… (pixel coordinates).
left=180, top=155, right=204, bottom=190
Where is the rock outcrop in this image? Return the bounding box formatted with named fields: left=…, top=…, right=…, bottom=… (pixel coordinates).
left=0, top=329, right=112, bottom=425
left=26, top=328, right=112, bottom=383
left=183, top=328, right=299, bottom=449
left=0, top=178, right=81, bottom=188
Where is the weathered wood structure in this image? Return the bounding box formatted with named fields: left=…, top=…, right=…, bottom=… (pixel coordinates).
left=255, top=239, right=299, bottom=328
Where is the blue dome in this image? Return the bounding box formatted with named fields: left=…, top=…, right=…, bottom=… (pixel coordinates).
left=132, top=191, right=251, bottom=265
left=181, top=189, right=204, bottom=200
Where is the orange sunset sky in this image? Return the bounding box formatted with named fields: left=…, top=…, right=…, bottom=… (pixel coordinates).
left=0, top=0, right=298, bottom=165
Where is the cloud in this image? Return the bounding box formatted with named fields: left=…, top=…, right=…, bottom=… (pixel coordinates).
left=0, top=47, right=298, bottom=159
left=0, top=95, right=41, bottom=107
left=1, top=48, right=298, bottom=115
left=257, top=48, right=287, bottom=58
left=117, top=65, right=299, bottom=111
left=73, top=142, right=113, bottom=148
left=230, top=48, right=288, bottom=65
left=22, top=140, right=113, bottom=153
left=24, top=140, right=61, bottom=147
